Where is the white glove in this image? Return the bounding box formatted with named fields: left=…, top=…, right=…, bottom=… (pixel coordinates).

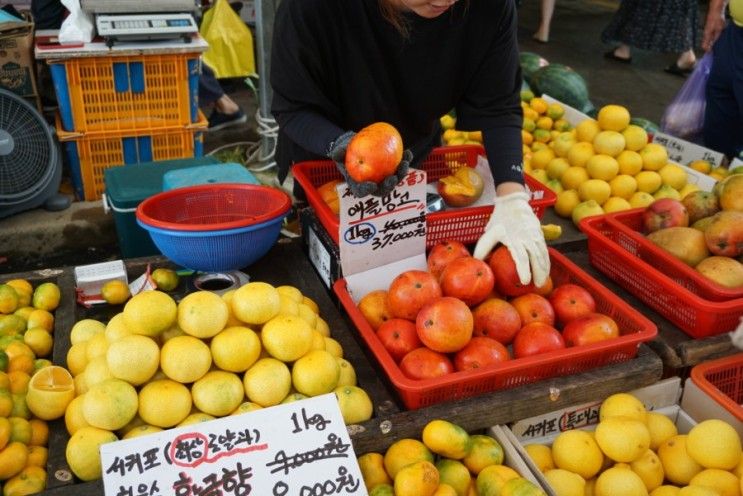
left=473, top=191, right=550, bottom=287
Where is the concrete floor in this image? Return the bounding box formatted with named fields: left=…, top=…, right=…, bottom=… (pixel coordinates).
left=0, top=0, right=699, bottom=273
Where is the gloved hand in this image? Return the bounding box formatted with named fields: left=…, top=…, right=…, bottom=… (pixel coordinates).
left=328, top=131, right=412, bottom=198
left=473, top=191, right=551, bottom=287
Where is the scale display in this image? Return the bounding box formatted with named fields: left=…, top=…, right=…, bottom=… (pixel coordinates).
left=96, top=13, right=198, bottom=46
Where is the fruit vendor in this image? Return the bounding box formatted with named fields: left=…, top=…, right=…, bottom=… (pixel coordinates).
left=270, top=0, right=550, bottom=287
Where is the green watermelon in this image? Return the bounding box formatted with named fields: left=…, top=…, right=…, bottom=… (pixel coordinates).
left=519, top=52, right=549, bottom=86
left=630, top=117, right=661, bottom=134
left=530, top=64, right=594, bottom=114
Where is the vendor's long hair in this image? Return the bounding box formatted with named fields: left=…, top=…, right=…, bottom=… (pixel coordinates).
left=379, top=0, right=469, bottom=37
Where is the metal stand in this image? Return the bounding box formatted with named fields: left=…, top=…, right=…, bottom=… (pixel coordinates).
left=255, top=0, right=276, bottom=163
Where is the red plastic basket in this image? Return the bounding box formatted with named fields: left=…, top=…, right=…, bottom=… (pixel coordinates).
left=333, top=248, right=657, bottom=410
left=605, top=208, right=743, bottom=301
left=690, top=354, right=743, bottom=422
left=580, top=214, right=743, bottom=339
left=293, top=145, right=556, bottom=248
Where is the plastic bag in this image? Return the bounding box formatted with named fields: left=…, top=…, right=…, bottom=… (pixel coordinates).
left=200, top=0, right=256, bottom=78
left=660, top=52, right=713, bottom=143
left=58, top=0, right=94, bottom=44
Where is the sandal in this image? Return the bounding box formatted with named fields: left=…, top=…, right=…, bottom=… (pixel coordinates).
left=664, top=62, right=695, bottom=77
left=604, top=49, right=632, bottom=64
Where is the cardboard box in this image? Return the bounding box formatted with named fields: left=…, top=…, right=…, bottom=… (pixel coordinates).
left=488, top=424, right=550, bottom=489
left=0, top=12, right=37, bottom=99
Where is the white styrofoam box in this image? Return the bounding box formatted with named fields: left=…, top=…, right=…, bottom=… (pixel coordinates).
left=731, top=157, right=743, bottom=170
left=488, top=425, right=550, bottom=492
left=681, top=376, right=743, bottom=439
left=541, top=94, right=593, bottom=127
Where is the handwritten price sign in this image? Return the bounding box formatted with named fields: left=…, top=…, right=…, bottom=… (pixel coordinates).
left=100, top=394, right=366, bottom=496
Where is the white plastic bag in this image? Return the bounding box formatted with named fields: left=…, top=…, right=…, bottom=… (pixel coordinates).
left=660, top=52, right=713, bottom=143
left=58, top=0, right=94, bottom=44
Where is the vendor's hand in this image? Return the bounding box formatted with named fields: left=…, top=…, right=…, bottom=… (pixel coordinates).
left=473, top=191, right=550, bottom=287
left=328, top=131, right=412, bottom=197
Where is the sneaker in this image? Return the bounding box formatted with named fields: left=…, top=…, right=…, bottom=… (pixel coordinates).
left=208, top=109, right=248, bottom=131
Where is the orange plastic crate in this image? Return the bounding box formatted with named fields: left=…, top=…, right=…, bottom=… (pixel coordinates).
left=691, top=354, right=743, bottom=422
left=57, top=113, right=207, bottom=201
left=50, top=53, right=200, bottom=133
left=292, top=145, right=556, bottom=248
left=333, top=248, right=657, bottom=410
left=580, top=214, right=743, bottom=338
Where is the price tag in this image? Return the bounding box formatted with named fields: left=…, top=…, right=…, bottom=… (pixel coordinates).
left=100, top=394, right=366, bottom=496
left=652, top=132, right=725, bottom=167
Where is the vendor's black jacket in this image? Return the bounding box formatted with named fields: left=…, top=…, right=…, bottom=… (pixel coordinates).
left=270, top=0, right=524, bottom=186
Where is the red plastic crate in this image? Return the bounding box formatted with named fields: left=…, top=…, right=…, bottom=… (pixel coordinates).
left=333, top=248, right=657, bottom=410
left=580, top=214, right=743, bottom=339
left=292, top=145, right=556, bottom=248
left=690, top=354, right=743, bottom=422
left=605, top=208, right=743, bottom=301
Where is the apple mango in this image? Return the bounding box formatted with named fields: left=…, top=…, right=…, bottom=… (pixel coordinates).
left=437, top=167, right=485, bottom=208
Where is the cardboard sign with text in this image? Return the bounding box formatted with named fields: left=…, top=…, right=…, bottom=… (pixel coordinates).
left=100, top=394, right=366, bottom=496
left=338, top=170, right=428, bottom=302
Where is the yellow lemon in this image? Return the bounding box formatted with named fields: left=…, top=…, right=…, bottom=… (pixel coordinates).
left=70, top=319, right=106, bottom=345
left=440, top=114, right=456, bottom=130
left=160, top=335, right=212, bottom=384
left=547, top=102, right=566, bottom=120
left=65, top=427, right=118, bottom=481
left=150, top=268, right=179, bottom=291
left=462, top=434, right=504, bottom=475
left=436, top=459, right=472, bottom=496
left=530, top=97, right=548, bottom=114
left=123, top=290, right=177, bottom=337
left=547, top=157, right=571, bottom=180
left=83, top=356, right=114, bottom=388
left=554, top=189, right=581, bottom=217
left=301, top=296, right=318, bottom=315
left=0, top=441, right=27, bottom=480
left=561, top=166, right=590, bottom=191
left=651, top=486, right=681, bottom=496
left=358, top=452, right=392, bottom=491
left=138, top=379, right=192, bottom=427
left=657, top=435, right=703, bottom=485
left=323, top=337, right=344, bottom=358
left=635, top=171, right=663, bottom=194
left=106, top=334, right=160, bottom=385
left=298, top=303, right=319, bottom=327
left=123, top=425, right=164, bottom=439
left=618, top=150, right=645, bottom=176
left=8, top=371, right=30, bottom=395
left=243, top=357, right=291, bottom=407
left=524, top=444, right=554, bottom=473
left=576, top=119, right=601, bottom=143
left=83, top=378, right=138, bottom=431
left=659, top=163, right=688, bottom=190
left=595, top=466, right=647, bottom=496
left=593, top=130, right=626, bottom=157
left=394, top=460, right=439, bottom=496
left=476, top=465, right=521, bottom=496
left=622, top=125, right=649, bottom=151
left=598, top=104, right=631, bottom=132
left=101, top=279, right=131, bottom=305
left=531, top=148, right=556, bottom=170
left=679, top=183, right=701, bottom=200
left=278, top=295, right=300, bottom=316
left=26, top=309, right=53, bottom=332
left=232, top=282, right=280, bottom=325
left=629, top=191, right=656, bottom=208
left=28, top=418, right=48, bottom=446
left=23, top=328, right=52, bottom=357
left=292, top=349, right=340, bottom=396
left=528, top=169, right=549, bottom=185
left=688, top=160, right=712, bottom=174
left=544, top=468, right=586, bottom=496
left=678, top=487, right=722, bottom=496
left=422, top=419, right=471, bottom=460
left=85, top=333, right=110, bottom=362
left=567, top=142, right=596, bottom=167
left=689, top=468, right=740, bottom=496
left=27, top=444, right=48, bottom=466
left=220, top=290, right=245, bottom=328
left=280, top=392, right=308, bottom=404
left=178, top=412, right=216, bottom=426
left=32, top=282, right=60, bottom=312
left=586, top=154, right=620, bottom=181
left=315, top=317, right=331, bottom=337
left=572, top=199, right=605, bottom=226
left=64, top=395, right=90, bottom=435
left=640, top=144, right=669, bottom=171
left=600, top=392, right=647, bottom=423
left=553, top=133, right=576, bottom=158
left=646, top=412, right=678, bottom=450
left=578, top=179, right=612, bottom=204
left=8, top=417, right=30, bottom=444
left=609, top=174, right=639, bottom=199
left=191, top=370, right=244, bottom=417
left=231, top=402, right=262, bottom=416
left=687, top=419, right=742, bottom=470
left=3, top=466, right=46, bottom=496
left=384, top=438, right=434, bottom=479
left=25, top=365, right=75, bottom=421
left=336, top=357, right=357, bottom=387
left=210, top=326, right=262, bottom=373
left=595, top=416, right=651, bottom=463
left=4, top=279, right=32, bottom=298
left=261, top=314, right=314, bottom=362
left=177, top=290, right=229, bottom=339
left=630, top=449, right=664, bottom=492
left=334, top=385, right=373, bottom=424
left=552, top=429, right=604, bottom=479
left=653, top=184, right=681, bottom=200
left=104, top=313, right=132, bottom=342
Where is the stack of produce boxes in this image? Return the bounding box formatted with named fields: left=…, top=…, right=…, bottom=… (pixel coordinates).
left=49, top=53, right=208, bottom=201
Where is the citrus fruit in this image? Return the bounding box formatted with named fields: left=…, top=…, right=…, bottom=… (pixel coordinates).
left=104, top=313, right=131, bottom=342
left=544, top=468, right=586, bottom=496
left=231, top=282, right=280, bottom=325
left=178, top=412, right=215, bottom=426
left=242, top=357, right=291, bottom=407
left=646, top=412, right=678, bottom=450
left=27, top=444, right=48, bottom=466
left=384, top=438, right=434, bottom=479
left=531, top=148, right=556, bottom=170
left=231, top=401, right=262, bottom=416
left=561, top=166, right=590, bottom=192
left=70, top=319, right=106, bottom=345
left=358, top=452, right=392, bottom=491
left=622, top=125, right=649, bottom=151
left=0, top=441, right=28, bottom=480
left=292, top=349, right=340, bottom=396
left=659, top=163, right=688, bottom=190
left=106, top=334, right=160, bottom=385
left=554, top=189, right=581, bottom=217
left=595, top=416, right=651, bottom=462
left=394, top=460, right=439, bottom=496
left=595, top=466, right=647, bottom=496
left=657, top=434, right=703, bottom=485
left=85, top=333, right=110, bottom=361
left=421, top=420, right=471, bottom=460
left=5, top=279, right=32, bottom=298
left=0, top=417, right=8, bottom=450
left=334, top=385, right=372, bottom=424
left=261, top=314, right=314, bottom=362
left=8, top=371, right=30, bottom=394
left=101, top=279, right=131, bottom=305
left=336, top=357, right=357, bottom=387
left=26, top=309, right=53, bottom=332
left=324, top=337, right=344, bottom=358
left=593, top=130, right=626, bottom=157
left=629, top=191, right=656, bottom=208
left=151, top=268, right=179, bottom=291
left=678, top=486, right=722, bottom=496
left=277, top=285, right=303, bottom=303
left=32, top=282, right=60, bottom=311
left=552, top=429, right=604, bottom=479
left=609, top=174, right=638, bottom=199
left=177, top=290, right=229, bottom=338
left=8, top=417, right=31, bottom=444
left=122, top=290, right=177, bottom=337
left=436, top=459, right=472, bottom=496
left=191, top=370, right=244, bottom=417
left=688, top=160, right=712, bottom=174
left=576, top=119, right=601, bottom=143
left=547, top=158, right=571, bottom=180
left=586, top=154, right=619, bottom=181
left=315, top=317, right=331, bottom=337
left=83, top=378, right=138, bottom=430
left=138, top=379, right=192, bottom=427
left=618, top=150, right=644, bottom=175
left=524, top=443, right=554, bottom=473
left=635, top=171, right=663, bottom=194
left=458, top=433, right=502, bottom=475
left=598, top=105, right=631, bottom=132
left=686, top=419, right=742, bottom=470
left=66, top=342, right=89, bottom=377
left=578, top=179, right=612, bottom=204
left=639, top=144, right=669, bottom=171
left=476, top=464, right=521, bottom=496
left=630, top=449, right=664, bottom=492
left=64, top=395, right=90, bottom=435
left=278, top=295, right=300, bottom=316
left=160, top=335, right=212, bottom=384
left=600, top=393, right=647, bottom=422
left=281, top=392, right=308, bottom=404
left=210, top=326, right=261, bottom=372
left=567, top=142, right=596, bottom=168
left=123, top=425, right=164, bottom=439
left=650, top=486, right=681, bottom=496
left=26, top=365, right=75, bottom=420
left=688, top=468, right=740, bottom=496
left=66, top=426, right=118, bottom=481
left=0, top=285, right=19, bottom=314
left=0, top=315, right=25, bottom=337
left=21, top=329, right=51, bottom=358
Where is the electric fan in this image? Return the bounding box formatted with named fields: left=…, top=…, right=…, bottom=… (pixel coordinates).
left=0, top=88, right=70, bottom=219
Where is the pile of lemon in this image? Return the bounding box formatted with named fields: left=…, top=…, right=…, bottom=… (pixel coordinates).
left=524, top=392, right=743, bottom=496
left=525, top=104, right=700, bottom=226
left=359, top=419, right=545, bottom=496
left=440, top=114, right=484, bottom=147
left=520, top=96, right=573, bottom=157
left=0, top=279, right=62, bottom=495
left=57, top=282, right=374, bottom=482
left=687, top=159, right=735, bottom=182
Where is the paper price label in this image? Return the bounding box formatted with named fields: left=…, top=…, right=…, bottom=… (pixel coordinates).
left=100, top=394, right=366, bottom=496
left=652, top=132, right=725, bottom=167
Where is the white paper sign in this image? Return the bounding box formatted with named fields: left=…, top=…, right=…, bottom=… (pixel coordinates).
left=338, top=170, right=427, bottom=278
left=652, top=131, right=725, bottom=167
left=100, top=394, right=366, bottom=496
left=731, top=157, right=743, bottom=169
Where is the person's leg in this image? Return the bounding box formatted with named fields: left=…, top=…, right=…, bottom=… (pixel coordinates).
left=200, top=64, right=247, bottom=131
left=199, top=64, right=225, bottom=106
left=533, top=0, right=556, bottom=42
left=676, top=48, right=697, bottom=70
